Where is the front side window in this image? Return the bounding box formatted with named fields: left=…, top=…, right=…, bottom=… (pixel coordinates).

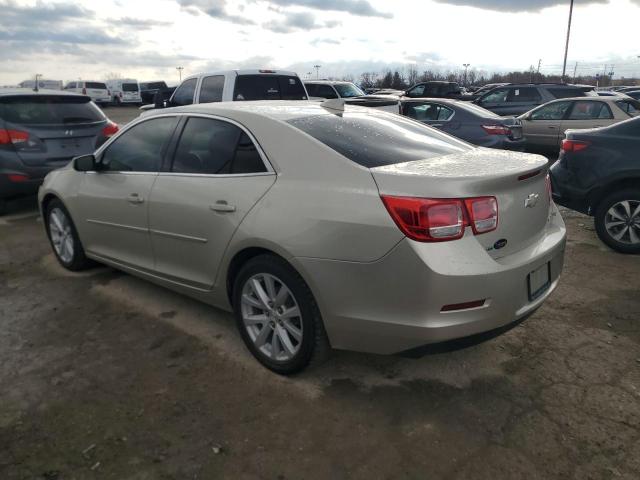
left=568, top=101, right=613, bottom=120
left=480, top=88, right=509, bottom=104
left=404, top=103, right=454, bottom=121
left=407, top=84, right=425, bottom=97
left=507, top=87, right=541, bottom=103
left=100, top=117, right=177, bottom=172
left=530, top=101, right=571, bottom=120
left=286, top=110, right=469, bottom=168
left=199, top=75, right=225, bottom=103
left=171, top=117, right=266, bottom=174
left=334, top=83, right=364, bottom=98
left=172, top=78, right=197, bottom=106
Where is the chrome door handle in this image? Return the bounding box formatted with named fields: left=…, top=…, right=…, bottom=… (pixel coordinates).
left=547, top=126, right=557, bottom=129
left=127, top=193, right=144, bottom=204
left=210, top=201, right=236, bottom=213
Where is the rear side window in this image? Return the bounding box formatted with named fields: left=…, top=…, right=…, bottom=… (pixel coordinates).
left=548, top=87, right=586, bottom=99
left=507, top=87, right=541, bottom=102
left=122, top=83, right=139, bottom=92
left=568, top=101, right=613, bottom=120
left=0, top=95, right=105, bottom=125
left=172, top=78, right=197, bottom=106
left=286, top=111, right=468, bottom=168
left=404, top=103, right=454, bottom=121
left=199, top=75, right=225, bottom=103
left=530, top=101, right=572, bottom=120
left=86, top=82, right=106, bottom=89
left=234, top=75, right=307, bottom=101
left=615, top=100, right=640, bottom=116
left=171, top=117, right=266, bottom=174
left=101, top=117, right=177, bottom=172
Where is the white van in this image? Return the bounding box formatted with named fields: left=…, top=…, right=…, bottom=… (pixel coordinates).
left=64, top=80, right=111, bottom=106
left=19, top=79, right=63, bottom=90
left=105, top=78, right=141, bottom=105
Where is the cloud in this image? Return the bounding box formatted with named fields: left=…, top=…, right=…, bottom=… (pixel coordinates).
left=261, top=0, right=392, bottom=18
left=0, top=29, right=125, bottom=45
left=177, top=0, right=255, bottom=24
left=263, top=11, right=341, bottom=32
left=0, top=0, right=92, bottom=25
left=431, top=0, right=607, bottom=12
left=111, top=17, right=173, bottom=29
left=310, top=37, right=341, bottom=45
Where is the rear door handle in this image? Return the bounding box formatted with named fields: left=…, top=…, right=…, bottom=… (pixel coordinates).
left=547, top=126, right=558, bottom=129
left=210, top=201, right=236, bottom=213
left=127, top=193, right=144, bottom=204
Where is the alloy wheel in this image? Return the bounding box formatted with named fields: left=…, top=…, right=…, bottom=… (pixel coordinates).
left=240, top=273, right=303, bottom=362
left=49, top=207, right=75, bottom=263
left=604, top=200, right=640, bottom=245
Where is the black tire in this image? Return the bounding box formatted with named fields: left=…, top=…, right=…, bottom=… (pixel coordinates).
left=232, top=254, right=330, bottom=375
left=594, top=189, right=640, bottom=254
left=44, top=199, right=94, bottom=270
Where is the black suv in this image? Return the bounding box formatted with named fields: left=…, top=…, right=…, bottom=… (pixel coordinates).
left=550, top=116, right=640, bottom=254
left=475, top=83, right=595, bottom=116
left=404, top=81, right=463, bottom=99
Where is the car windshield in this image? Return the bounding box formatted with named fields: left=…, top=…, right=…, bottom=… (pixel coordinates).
left=0, top=95, right=105, bottom=125
left=122, top=83, right=139, bottom=92
left=334, top=83, right=365, bottom=98
left=86, top=82, right=106, bottom=89
left=286, top=110, right=469, bottom=168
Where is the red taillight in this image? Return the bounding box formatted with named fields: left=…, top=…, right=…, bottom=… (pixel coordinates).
left=0, top=129, right=29, bottom=145
left=82, top=87, right=87, bottom=94
left=259, top=69, right=276, bottom=73
left=381, top=195, right=498, bottom=242
left=7, top=173, right=29, bottom=183
left=561, top=139, right=589, bottom=153
left=464, top=197, right=498, bottom=234
left=482, top=125, right=511, bottom=136
left=102, top=121, right=119, bottom=137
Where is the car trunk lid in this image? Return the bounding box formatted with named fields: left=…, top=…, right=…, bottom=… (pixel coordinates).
left=371, top=149, right=550, bottom=258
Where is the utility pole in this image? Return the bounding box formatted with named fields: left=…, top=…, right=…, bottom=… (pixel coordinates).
left=34, top=73, right=42, bottom=92
left=561, top=0, right=574, bottom=82
left=572, top=62, right=578, bottom=83
left=536, top=59, right=542, bottom=82
left=176, top=66, right=184, bottom=82
left=313, top=64, right=321, bottom=80
left=463, top=63, right=470, bottom=86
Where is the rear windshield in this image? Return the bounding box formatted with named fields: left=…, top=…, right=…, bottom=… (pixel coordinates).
left=86, top=82, right=107, bottom=89
left=234, top=75, right=307, bottom=101
left=0, top=95, right=105, bottom=125
left=142, top=82, right=166, bottom=90
left=286, top=111, right=469, bottom=168
left=122, top=83, right=139, bottom=92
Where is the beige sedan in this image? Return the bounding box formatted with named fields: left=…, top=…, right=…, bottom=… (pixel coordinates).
left=518, top=97, right=640, bottom=150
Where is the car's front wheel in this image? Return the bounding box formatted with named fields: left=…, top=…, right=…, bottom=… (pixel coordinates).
left=232, top=254, right=329, bottom=374
left=45, top=199, right=93, bottom=270
left=595, top=189, right=640, bottom=254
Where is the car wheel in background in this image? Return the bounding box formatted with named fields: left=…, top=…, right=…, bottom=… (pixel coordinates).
left=45, top=199, right=93, bottom=270
left=232, top=254, right=330, bottom=374
left=595, top=189, right=640, bottom=254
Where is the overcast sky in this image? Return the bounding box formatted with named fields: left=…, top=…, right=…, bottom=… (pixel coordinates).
left=1, top=0, right=640, bottom=86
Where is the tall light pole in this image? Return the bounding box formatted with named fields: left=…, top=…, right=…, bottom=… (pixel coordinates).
left=176, top=66, right=184, bottom=82
left=561, top=0, right=574, bottom=82
left=463, top=63, right=470, bottom=86
left=313, top=64, right=321, bottom=80
left=34, top=73, right=43, bottom=92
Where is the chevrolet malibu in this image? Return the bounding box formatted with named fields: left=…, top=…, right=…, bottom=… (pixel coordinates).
left=38, top=101, right=566, bottom=374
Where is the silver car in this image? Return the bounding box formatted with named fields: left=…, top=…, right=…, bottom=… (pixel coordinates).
left=38, top=101, right=567, bottom=374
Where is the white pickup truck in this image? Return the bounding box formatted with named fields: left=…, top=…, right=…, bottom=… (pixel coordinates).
left=143, top=69, right=308, bottom=110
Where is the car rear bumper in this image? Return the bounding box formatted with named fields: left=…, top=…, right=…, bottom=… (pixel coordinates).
left=0, top=173, right=44, bottom=199
left=549, top=161, right=590, bottom=214
left=298, top=204, right=566, bottom=354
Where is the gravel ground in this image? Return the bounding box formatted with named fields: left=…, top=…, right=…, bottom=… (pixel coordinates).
left=1, top=200, right=639, bottom=477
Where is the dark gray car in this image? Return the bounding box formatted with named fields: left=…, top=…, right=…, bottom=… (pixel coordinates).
left=0, top=89, right=118, bottom=213
left=550, top=116, right=640, bottom=253
left=400, top=98, right=525, bottom=150
left=474, top=83, right=595, bottom=116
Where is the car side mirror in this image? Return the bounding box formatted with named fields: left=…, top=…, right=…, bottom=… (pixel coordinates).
left=73, top=154, right=96, bottom=172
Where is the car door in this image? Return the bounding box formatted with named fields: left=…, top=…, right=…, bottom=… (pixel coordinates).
left=521, top=101, right=572, bottom=148
left=559, top=101, right=618, bottom=144
left=148, top=115, right=276, bottom=290
left=75, top=116, right=179, bottom=270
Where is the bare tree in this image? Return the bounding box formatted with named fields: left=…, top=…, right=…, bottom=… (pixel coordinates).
left=406, top=64, right=419, bottom=87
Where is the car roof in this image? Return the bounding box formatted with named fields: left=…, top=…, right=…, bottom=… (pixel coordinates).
left=183, top=69, right=299, bottom=82
left=0, top=88, right=88, bottom=98
left=145, top=100, right=372, bottom=122
left=304, top=80, right=353, bottom=85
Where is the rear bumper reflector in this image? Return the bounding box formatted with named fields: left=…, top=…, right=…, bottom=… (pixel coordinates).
left=441, top=300, right=486, bottom=312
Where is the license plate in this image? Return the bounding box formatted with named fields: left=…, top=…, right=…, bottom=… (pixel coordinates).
left=528, top=262, right=551, bottom=301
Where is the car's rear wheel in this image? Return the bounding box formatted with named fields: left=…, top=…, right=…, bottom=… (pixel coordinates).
left=232, top=254, right=329, bottom=374
left=45, top=199, right=93, bottom=270
left=595, top=189, right=640, bottom=254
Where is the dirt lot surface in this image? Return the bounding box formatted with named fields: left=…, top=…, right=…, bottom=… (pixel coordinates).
left=101, top=106, right=143, bottom=127
left=1, top=198, right=639, bottom=479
